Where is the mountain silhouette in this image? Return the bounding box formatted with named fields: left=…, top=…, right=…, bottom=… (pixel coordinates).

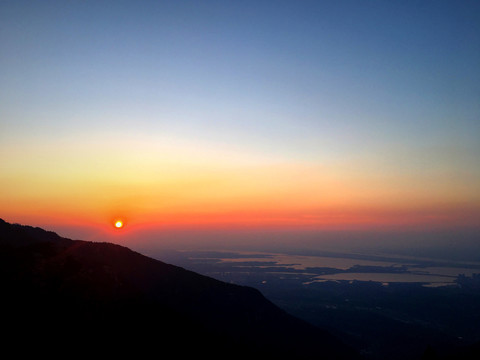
left=0, top=218, right=359, bottom=359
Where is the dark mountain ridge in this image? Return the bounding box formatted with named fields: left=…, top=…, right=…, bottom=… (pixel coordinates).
left=0, top=219, right=359, bottom=359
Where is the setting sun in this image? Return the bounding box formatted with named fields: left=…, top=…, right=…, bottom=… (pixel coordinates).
left=114, top=220, right=124, bottom=229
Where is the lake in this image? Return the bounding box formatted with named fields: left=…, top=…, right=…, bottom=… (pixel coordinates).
left=176, top=249, right=480, bottom=287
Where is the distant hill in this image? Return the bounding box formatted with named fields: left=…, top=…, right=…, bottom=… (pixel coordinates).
left=0, top=218, right=359, bottom=359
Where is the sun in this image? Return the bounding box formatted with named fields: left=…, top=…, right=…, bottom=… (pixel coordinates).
left=114, top=220, right=124, bottom=229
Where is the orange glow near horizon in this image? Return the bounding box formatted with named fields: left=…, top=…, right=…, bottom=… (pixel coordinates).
left=1, top=134, right=479, bottom=238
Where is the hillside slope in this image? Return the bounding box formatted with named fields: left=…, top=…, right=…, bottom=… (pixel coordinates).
left=0, top=219, right=359, bottom=359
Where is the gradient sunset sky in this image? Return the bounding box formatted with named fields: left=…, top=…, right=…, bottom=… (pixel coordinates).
left=1, top=1, right=479, bottom=249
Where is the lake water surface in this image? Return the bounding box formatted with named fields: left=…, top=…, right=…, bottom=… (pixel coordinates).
left=185, top=250, right=480, bottom=286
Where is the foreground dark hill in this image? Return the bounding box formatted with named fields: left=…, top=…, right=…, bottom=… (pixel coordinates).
left=0, top=219, right=359, bottom=359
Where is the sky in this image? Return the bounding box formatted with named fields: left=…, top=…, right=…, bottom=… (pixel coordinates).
left=1, top=1, right=479, bottom=253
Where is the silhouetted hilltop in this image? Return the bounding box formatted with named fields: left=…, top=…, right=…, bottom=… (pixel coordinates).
left=0, top=219, right=359, bottom=359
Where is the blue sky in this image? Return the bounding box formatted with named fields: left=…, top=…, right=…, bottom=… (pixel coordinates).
left=3, top=1, right=478, bottom=146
